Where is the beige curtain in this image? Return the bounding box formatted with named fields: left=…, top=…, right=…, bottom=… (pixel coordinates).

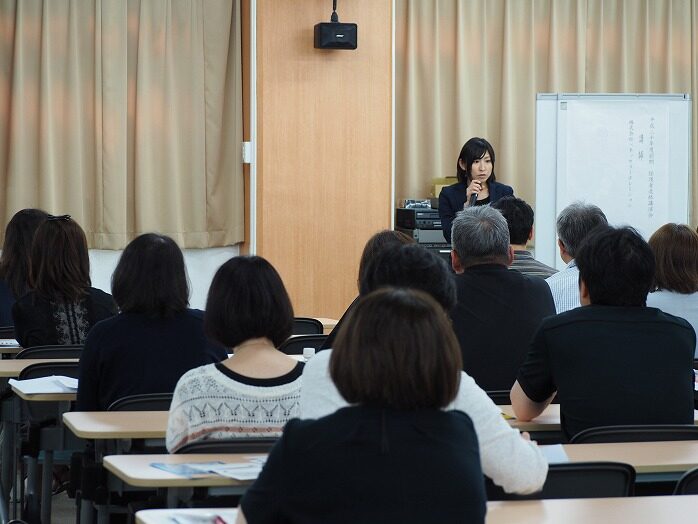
left=0, top=0, right=243, bottom=249
left=396, top=0, right=697, bottom=220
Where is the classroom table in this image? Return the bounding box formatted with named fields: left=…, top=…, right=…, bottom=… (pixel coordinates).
left=136, top=508, right=239, bottom=524
left=315, top=317, right=338, bottom=335
left=0, top=358, right=78, bottom=378
left=63, top=411, right=169, bottom=440
left=486, top=494, right=698, bottom=523
left=502, top=404, right=698, bottom=432
left=133, top=494, right=698, bottom=523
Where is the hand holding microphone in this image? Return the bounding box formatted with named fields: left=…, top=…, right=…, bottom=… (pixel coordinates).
left=465, top=179, right=482, bottom=208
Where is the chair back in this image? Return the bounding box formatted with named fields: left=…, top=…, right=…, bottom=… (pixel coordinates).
left=486, top=461, right=635, bottom=500
left=15, top=344, right=83, bottom=359
left=0, top=325, right=15, bottom=339
left=292, top=317, right=324, bottom=335
left=279, top=334, right=327, bottom=355
left=176, top=438, right=278, bottom=454
left=674, top=466, right=698, bottom=495
left=570, top=425, right=698, bottom=443
left=485, top=390, right=511, bottom=405
left=108, top=393, right=174, bottom=411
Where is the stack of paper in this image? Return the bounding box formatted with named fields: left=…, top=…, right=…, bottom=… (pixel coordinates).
left=8, top=375, right=78, bottom=395
left=0, top=339, right=20, bottom=347
left=151, top=456, right=267, bottom=481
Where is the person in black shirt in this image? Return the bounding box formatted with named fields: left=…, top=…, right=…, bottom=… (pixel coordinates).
left=239, top=288, right=486, bottom=524
left=449, top=205, right=555, bottom=391
left=511, top=226, right=695, bottom=441
left=12, top=215, right=117, bottom=347
left=77, top=233, right=227, bottom=411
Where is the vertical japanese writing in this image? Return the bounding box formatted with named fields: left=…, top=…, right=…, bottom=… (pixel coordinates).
left=648, top=117, right=655, bottom=218
left=628, top=120, right=634, bottom=208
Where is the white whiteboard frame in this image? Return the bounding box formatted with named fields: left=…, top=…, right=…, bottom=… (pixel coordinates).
left=535, top=93, right=692, bottom=269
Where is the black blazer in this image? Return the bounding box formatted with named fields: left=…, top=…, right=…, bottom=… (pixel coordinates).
left=438, top=180, right=514, bottom=243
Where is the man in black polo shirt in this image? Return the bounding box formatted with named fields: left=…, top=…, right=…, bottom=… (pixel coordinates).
left=511, top=226, right=695, bottom=441
left=449, top=205, right=556, bottom=391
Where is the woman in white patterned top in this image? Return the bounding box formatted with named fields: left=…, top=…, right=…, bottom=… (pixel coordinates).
left=166, top=256, right=302, bottom=452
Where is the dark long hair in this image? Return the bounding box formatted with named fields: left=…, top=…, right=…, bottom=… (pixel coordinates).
left=112, top=233, right=190, bottom=317
left=30, top=216, right=91, bottom=302
left=0, top=209, right=49, bottom=298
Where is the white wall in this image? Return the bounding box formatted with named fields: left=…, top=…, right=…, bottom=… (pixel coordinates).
left=89, top=245, right=240, bottom=310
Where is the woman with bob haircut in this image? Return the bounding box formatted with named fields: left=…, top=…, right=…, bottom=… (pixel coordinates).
left=77, top=234, right=228, bottom=411
left=0, top=208, right=49, bottom=326
left=237, top=288, right=486, bottom=524
left=647, top=223, right=698, bottom=356
left=12, top=215, right=117, bottom=347
left=438, top=137, right=514, bottom=242
left=166, top=256, right=303, bottom=452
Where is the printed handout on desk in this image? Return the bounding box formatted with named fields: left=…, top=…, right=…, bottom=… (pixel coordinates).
left=8, top=375, right=79, bottom=395
left=150, top=462, right=224, bottom=478
left=0, top=339, right=20, bottom=347
left=204, top=463, right=264, bottom=481
left=540, top=444, right=569, bottom=464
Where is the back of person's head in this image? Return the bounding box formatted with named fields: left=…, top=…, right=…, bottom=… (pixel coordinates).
left=112, top=233, right=189, bottom=317
left=0, top=208, right=49, bottom=298
left=648, top=223, right=698, bottom=294
left=359, top=243, right=456, bottom=311
left=576, top=226, right=654, bottom=307
left=556, top=202, right=608, bottom=258
left=357, top=230, right=415, bottom=289
left=330, top=288, right=462, bottom=410
left=30, top=215, right=90, bottom=302
left=491, top=196, right=534, bottom=246
left=450, top=205, right=510, bottom=268
left=205, top=256, right=293, bottom=349
left=456, top=137, right=496, bottom=185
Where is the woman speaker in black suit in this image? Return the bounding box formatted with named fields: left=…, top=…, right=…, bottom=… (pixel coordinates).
left=438, top=137, right=514, bottom=243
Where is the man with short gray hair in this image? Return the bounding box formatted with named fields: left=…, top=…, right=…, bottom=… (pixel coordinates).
left=546, top=202, right=608, bottom=313
left=450, top=206, right=555, bottom=391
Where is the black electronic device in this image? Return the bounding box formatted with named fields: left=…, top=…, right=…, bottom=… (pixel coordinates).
left=395, top=208, right=441, bottom=230
left=314, top=0, right=357, bottom=50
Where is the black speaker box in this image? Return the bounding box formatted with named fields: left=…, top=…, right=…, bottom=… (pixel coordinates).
left=314, top=22, right=357, bottom=50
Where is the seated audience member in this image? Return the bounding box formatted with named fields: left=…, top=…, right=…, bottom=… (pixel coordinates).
left=0, top=209, right=49, bottom=326
left=512, top=226, right=695, bottom=441
left=12, top=215, right=117, bottom=347
left=545, top=202, right=607, bottom=313
left=320, top=229, right=414, bottom=350
left=238, top=288, right=487, bottom=524
left=491, top=196, right=557, bottom=278
left=449, top=205, right=555, bottom=390
left=166, top=256, right=302, bottom=452
left=77, top=234, right=228, bottom=411
left=301, top=243, right=547, bottom=495
left=647, top=224, right=698, bottom=357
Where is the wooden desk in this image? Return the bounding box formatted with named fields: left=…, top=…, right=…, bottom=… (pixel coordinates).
left=9, top=386, right=75, bottom=402
left=63, top=411, right=168, bottom=439
left=136, top=508, right=239, bottom=524
left=559, top=440, right=698, bottom=474
left=103, top=453, right=264, bottom=488
left=0, top=358, right=78, bottom=378
left=502, top=404, right=698, bottom=432
left=486, top=495, right=698, bottom=523
left=314, top=317, right=338, bottom=335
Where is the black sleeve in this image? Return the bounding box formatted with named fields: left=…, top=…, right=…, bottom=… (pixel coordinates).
left=240, top=424, right=291, bottom=523
left=438, top=188, right=456, bottom=244
left=77, top=326, right=103, bottom=411
left=12, top=299, right=50, bottom=348
left=516, top=325, right=556, bottom=402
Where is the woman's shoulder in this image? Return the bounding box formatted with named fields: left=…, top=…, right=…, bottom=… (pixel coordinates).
left=490, top=180, right=514, bottom=196
left=440, top=181, right=465, bottom=196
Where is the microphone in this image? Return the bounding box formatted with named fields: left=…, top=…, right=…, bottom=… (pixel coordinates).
left=469, top=192, right=478, bottom=206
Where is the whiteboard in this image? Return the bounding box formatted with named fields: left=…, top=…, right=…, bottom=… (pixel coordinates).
left=535, top=93, right=692, bottom=269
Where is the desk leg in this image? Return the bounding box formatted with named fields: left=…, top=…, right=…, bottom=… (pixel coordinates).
left=0, top=419, right=13, bottom=515
left=40, top=450, right=53, bottom=523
